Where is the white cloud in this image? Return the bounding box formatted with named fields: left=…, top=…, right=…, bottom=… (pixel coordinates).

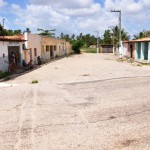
left=0, top=0, right=7, bottom=8
left=7, top=0, right=150, bottom=37
left=30, top=0, right=94, bottom=9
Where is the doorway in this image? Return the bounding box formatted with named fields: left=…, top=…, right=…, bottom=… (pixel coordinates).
left=50, top=45, right=54, bottom=59
left=130, top=44, right=133, bottom=58
left=8, top=46, right=20, bottom=67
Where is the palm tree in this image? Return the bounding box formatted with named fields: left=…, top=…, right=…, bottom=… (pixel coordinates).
left=37, top=28, right=56, bottom=37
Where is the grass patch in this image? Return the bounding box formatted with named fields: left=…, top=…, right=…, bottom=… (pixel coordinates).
left=31, top=80, right=38, bottom=84
left=81, top=48, right=97, bottom=53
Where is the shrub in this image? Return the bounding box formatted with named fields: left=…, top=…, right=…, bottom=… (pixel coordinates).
left=31, top=80, right=38, bottom=84
left=0, top=71, right=9, bottom=79
left=72, top=40, right=84, bottom=54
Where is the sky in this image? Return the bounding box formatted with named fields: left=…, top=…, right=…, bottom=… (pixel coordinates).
left=0, top=0, right=150, bottom=37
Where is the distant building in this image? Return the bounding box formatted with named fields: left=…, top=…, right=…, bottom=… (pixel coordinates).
left=100, top=44, right=113, bottom=53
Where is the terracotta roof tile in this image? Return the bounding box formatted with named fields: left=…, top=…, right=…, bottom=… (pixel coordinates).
left=0, top=35, right=26, bottom=41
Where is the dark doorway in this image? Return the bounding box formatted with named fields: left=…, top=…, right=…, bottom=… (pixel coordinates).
left=130, top=44, right=133, bottom=58
left=144, top=42, right=148, bottom=60
left=50, top=45, right=54, bottom=59
left=8, top=46, right=20, bottom=67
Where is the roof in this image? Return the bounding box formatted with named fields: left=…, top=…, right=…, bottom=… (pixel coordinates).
left=0, top=35, right=26, bottom=42
left=124, top=37, right=150, bottom=43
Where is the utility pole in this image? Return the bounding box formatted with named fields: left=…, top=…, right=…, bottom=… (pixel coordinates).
left=95, top=31, right=99, bottom=53
left=2, top=18, right=5, bottom=45
left=111, top=10, right=122, bottom=57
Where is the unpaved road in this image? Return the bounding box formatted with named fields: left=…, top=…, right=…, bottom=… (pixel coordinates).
left=1, top=53, right=150, bottom=150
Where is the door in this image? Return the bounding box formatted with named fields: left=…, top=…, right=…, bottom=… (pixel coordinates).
left=130, top=44, right=133, bottom=58
left=30, top=48, right=32, bottom=60
left=50, top=45, right=54, bottom=58
left=144, top=42, right=148, bottom=60
left=8, top=46, right=20, bottom=67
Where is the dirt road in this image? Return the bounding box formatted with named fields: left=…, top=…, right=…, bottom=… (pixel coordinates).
left=1, top=53, right=150, bottom=150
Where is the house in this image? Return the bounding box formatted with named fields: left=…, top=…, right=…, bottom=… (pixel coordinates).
left=122, top=37, right=150, bottom=62
left=23, top=32, right=41, bottom=64
left=100, top=44, right=113, bottom=53
left=0, top=33, right=72, bottom=72
left=0, top=35, right=26, bottom=72
left=41, top=36, right=72, bottom=61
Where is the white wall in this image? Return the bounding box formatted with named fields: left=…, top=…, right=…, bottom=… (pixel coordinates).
left=0, top=42, right=9, bottom=72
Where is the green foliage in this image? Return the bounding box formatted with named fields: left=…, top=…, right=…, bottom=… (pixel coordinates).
left=133, top=30, right=150, bottom=40
left=0, top=24, right=22, bottom=36
left=72, top=40, right=84, bottom=54
left=31, top=80, right=38, bottom=84
left=103, top=29, right=112, bottom=44
left=37, top=28, right=56, bottom=37
left=0, top=71, right=9, bottom=79
left=103, top=26, right=130, bottom=47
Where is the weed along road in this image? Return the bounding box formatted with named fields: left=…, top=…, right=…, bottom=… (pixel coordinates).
left=1, top=53, right=150, bottom=150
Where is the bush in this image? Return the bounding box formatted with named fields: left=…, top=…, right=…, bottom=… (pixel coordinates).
left=31, top=80, right=38, bottom=84
left=72, top=40, right=84, bottom=54
left=0, top=71, right=9, bottom=79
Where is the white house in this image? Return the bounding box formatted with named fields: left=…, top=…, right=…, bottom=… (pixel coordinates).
left=0, top=36, right=25, bottom=72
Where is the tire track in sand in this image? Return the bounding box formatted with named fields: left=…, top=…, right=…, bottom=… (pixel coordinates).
left=14, top=86, right=37, bottom=150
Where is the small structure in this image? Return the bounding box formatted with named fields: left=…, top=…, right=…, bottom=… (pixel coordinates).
left=134, top=37, right=150, bottom=62
left=123, top=41, right=135, bottom=59
left=0, top=36, right=26, bottom=72
left=100, top=44, right=113, bottom=53
left=122, top=37, right=150, bottom=62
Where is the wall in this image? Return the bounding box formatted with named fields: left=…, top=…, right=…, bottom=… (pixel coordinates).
left=0, top=42, right=8, bottom=72
left=24, top=33, right=41, bottom=64
left=41, top=37, right=71, bottom=61
left=0, top=41, right=23, bottom=72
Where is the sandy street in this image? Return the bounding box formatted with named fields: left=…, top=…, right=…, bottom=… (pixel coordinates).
left=1, top=53, right=150, bottom=150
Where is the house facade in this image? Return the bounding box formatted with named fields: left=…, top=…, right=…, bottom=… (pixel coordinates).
left=41, top=36, right=72, bottom=61
left=23, top=33, right=41, bottom=64
left=134, top=38, right=150, bottom=62
left=0, top=36, right=25, bottom=72
left=122, top=37, right=150, bottom=62
left=0, top=34, right=72, bottom=72
left=122, top=41, right=135, bottom=59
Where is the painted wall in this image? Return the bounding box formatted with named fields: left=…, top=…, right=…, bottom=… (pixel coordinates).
left=123, top=42, right=135, bottom=59
left=24, top=33, right=41, bottom=64
left=41, top=36, right=72, bottom=61
left=135, top=41, right=150, bottom=62
left=0, top=41, right=23, bottom=72
left=0, top=42, right=8, bottom=72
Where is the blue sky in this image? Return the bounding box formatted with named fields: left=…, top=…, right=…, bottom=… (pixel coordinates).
left=0, top=0, right=150, bottom=37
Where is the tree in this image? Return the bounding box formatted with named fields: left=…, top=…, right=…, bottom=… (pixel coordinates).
left=103, top=29, right=112, bottom=44
left=133, top=30, right=150, bottom=40
left=24, top=28, right=31, bottom=33
left=60, top=33, right=64, bottom=39
left=72, top=40, right=84, bottom=54
left=37, top=29, right=56, bottom=37
left=13, top=30, right=22, bottom=35
left=71, top=34, right=75, bottom=40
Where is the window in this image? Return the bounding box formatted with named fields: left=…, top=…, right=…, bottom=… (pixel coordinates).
left=34, top=48, right=37, bottom=56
